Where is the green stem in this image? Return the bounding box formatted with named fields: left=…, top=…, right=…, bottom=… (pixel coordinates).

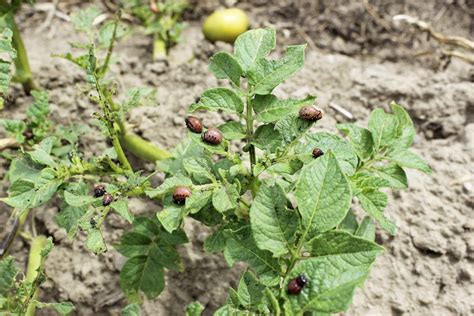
left=153, top=35, right=168, bottom=59
left=24, top=235, right=47, bottom=316
left=111, top=130, right=132, bottom=171
left=120, top=132, right=172, bottom=162
left=10, top=16, right=38, bottom=94
left=99, top=15, right=119, bottom=77
left=245, top=94, right=256, bottom=172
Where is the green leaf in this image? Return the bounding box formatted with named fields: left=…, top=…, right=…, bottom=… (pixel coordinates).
left=120, top=255, right=165, bottom=299
left=185, top=189, right=212, bottom=214
left=249, top=44, right=306, bottom=95
left=285, top=233, right=382, bottom=314
left=370, top=163, right=408, bottom=189
left=214, top=305, right=246, bottom=316
left=183, top=157, right=215, bottom=183
left=209, top=52, right=243, bottom=86
left=357, top=189, right=396, bottom=235
left=253, top=94, right=316, bottom=123
left=388, top=149, right=431, bottom=174
left=368, top=109, right=399, bottom=149
left=0, top=27, right=16, bottom=109
left=1, top=119, right=26, bottom=143
left=275, top=114, right=313, bottom=146
left=204, top=228, right=226, bottom=253
left=337, top=123, right=374, bottom=160
left=98, top=21, right=128, bottom=48
left=218, top=121, right=246, bottom=140
left=295, top=152, right=351, bottom=234
left=296, top=132, right=358, bottom=175
left=157, top=137, right=203, bottom=175
left=64, top=191, right=96, bottom=207
left=224, top=227, right=280, bottom=286
left=310, top=230, right=383, bottom=257
left=237, top=271, right=265, bottom=309
left=71, top=7, right=101, bottom=32
left=156, top=204, right=185, bottom=233
left=0, top=256, right=18, bottom=295
left=252, top=124, right=282, bottom=151
left=234, top=28, right=276, bottom=72
left=212, top=184, right=239, bottom=214
left=186, top=302, right=204, bottom=316
left=28, top=138, right=57, bottom=167
left=355, top=216, right=376, bottom=241
left=250, top=182, right=298, bottom=257
left=85, top=229, right=107, bottom=254
left=111, top=199, right=134, bottom=223
left=27, top=90, right=50, bottom=124
left=122, top=87, right=157, bottom=112
left=7, top=157, right=42, bottom=183
left=34, top=301, right=75, bottom=315
left=337, top=209, right=359, bottom=234
left=189, top=88, right=243, bottom=114
left=390, top=102, right=415, bottom=148
left=122, top=303, right=141, bottom=316
left=145, top=173, right=192, bottom=198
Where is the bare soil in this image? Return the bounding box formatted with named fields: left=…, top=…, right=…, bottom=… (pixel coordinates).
left=1, top=0, right=473, bottom=315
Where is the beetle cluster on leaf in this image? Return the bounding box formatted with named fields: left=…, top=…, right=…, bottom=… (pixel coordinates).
left=0, top=6, right=431, bottom=315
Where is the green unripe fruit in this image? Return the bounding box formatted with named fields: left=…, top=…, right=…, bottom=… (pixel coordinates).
left=203, top=8, right=249, bottom=43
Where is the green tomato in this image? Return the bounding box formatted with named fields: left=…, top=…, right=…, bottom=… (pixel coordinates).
left=203, top=8, right=249, bottom=43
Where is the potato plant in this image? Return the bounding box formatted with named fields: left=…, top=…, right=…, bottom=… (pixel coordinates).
left=0, top=12, right=431, bottom=315
left=121, top=0, right=188, bottom=59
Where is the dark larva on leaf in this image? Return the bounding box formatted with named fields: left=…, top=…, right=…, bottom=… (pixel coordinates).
left=102, top=193, right=114, bottom=206
left=312, top=148, right=324, bottom=159
left=93, top=184, right=106, bottom=198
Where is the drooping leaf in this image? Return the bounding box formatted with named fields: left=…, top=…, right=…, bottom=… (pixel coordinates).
left=156, top=204, right=185, bottom=233
left=27, top=90, right=50, bottom=124
left=369, top=163, right=408, bottom=189
left=209, top=52, right=243, bottom=86
left=295, top=152, right=351, bottom=234
left=204, top=228, right=227, bottom=253
left=236, top=271, right=265, bottom=309
left=252, top=124, right=282, bottom=151
left=189, top=88, right=243, bottom=114
left=250, top=182, right=298, bottom=257
left=234, top=28, right=276, bottom=72
left=63, top=191, right=96, bottom=207
left=0, top=27, right=16, bottom=109
left=183, top=157, right=215, bottom=183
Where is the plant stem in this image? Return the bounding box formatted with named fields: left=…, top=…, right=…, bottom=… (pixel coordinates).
left=245, top=94, right=256, bottom=171
left=25, top=235, right=47, bottom=316
left=120, top=132, right=172, bottom=161
left=99, top=15, right=119, bottom=77
left=10, top=16, right=38, bottom=94
left=153, top=35, right=167, bottom=60
left=111, top=131, right=133, bottom=170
